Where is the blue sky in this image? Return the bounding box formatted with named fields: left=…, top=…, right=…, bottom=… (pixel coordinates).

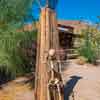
left=27, top=0, right=100, bottom=23
left=56, top=0, right=100, bottom=23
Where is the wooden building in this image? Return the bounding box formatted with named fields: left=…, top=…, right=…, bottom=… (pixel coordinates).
left=22, top=20, right=87, bottom=50
left=58, top=24, right=75, bottom=49
left=57, top=20, right=87, bottom=49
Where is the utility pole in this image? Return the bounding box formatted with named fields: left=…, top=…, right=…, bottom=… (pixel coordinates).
left=35, top=1, right=63, bottom=100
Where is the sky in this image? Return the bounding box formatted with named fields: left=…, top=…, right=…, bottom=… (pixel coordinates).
left=26, top=0, right=100, bottom=23
left=56, top=0, right=100, bottom=23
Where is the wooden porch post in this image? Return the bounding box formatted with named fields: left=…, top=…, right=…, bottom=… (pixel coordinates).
left=35, top=7, right=60, bottom=100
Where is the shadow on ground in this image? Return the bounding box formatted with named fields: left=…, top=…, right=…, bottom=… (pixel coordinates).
left=0, top=72, right=35, bottom=91
left=14, top=73, right=35, bottom=89
left=64, top=75, right=82, bottom=100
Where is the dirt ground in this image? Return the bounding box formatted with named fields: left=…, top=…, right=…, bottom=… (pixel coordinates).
left=63, top=60, right=100, bottom=100
left=0, top=77, right=34, bottom=100
left=0, top=60, right=100, bottom=100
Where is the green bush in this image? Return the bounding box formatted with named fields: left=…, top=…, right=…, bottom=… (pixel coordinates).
left=0, top=25, right=37, bottom=80
left=0, top=0, right=37, bottom=83
left=78, top=28, right=97, bottom=64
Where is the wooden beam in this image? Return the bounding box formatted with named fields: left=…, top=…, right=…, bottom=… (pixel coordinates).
left=35, top=7, right=63, bottom=100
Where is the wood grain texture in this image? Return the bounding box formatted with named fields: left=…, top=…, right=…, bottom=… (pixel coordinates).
left=35, top=7, right=63, bottom=100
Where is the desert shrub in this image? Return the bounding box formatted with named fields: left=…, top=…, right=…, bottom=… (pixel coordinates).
left=0, top=25, right=37, bottom=80
left=78, top=26, right=99, bottom=64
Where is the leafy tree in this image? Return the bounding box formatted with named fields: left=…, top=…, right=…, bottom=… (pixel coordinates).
left=0, top=0, right=33, bottom=24
left=0, top=0, right=37, bottom=82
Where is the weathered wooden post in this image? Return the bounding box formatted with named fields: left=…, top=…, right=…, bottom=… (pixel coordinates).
left=35, top=1, right=63, bottom=100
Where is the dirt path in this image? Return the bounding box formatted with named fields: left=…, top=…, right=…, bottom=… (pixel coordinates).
left=63, top=60, right=100, bottom=100
left=0, top=61, right=100, bottom=100
left=0, top=77, right=34, bottom=100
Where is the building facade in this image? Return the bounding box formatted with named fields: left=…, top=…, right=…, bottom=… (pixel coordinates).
left=22, top=20, right=87, bottom=49
left=58, top=20, right=87, bottom=49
